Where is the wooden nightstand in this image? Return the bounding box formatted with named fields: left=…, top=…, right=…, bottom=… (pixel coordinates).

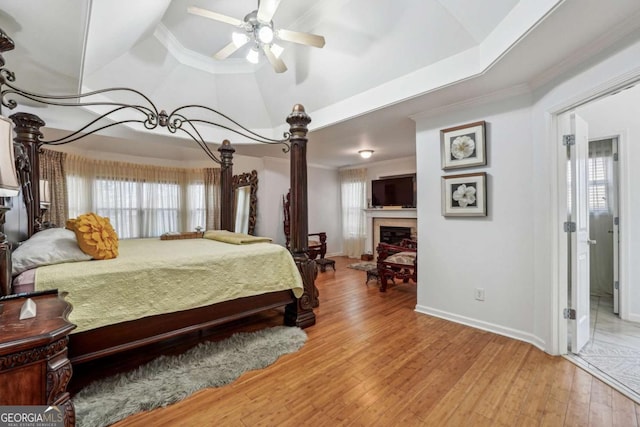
left=0, top=292, right=76, bottom=427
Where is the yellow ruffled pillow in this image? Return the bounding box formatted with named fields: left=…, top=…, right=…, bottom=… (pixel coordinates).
left=65, top=218, right=77, bottom=231
left=69, top=213, right=119, bottom=260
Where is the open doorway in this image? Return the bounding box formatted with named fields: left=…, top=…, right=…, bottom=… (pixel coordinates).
left=561, top=83, right=640, bottom=401
left=587, top=137, right=619, bottom=312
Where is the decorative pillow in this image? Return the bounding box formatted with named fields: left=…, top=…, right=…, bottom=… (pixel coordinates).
left=69, top=213, right=119, bottom=260
left=308, top=238, right=321, bottom=247
left=65, top=218, right=77, bottom=230
left=385, top=251, right=416, bottom=266
left=11, top=228, right=92, bottom=276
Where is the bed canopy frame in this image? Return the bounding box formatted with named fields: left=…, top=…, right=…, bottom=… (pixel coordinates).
left=0, top=28, right=318, bottom=360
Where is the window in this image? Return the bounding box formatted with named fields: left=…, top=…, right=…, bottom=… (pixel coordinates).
left=587, top=156, right=608, bottom=212
left=587, top=139, right=613, bottom=214
left=339, top=168, right=367, bottom=258
left=65, top=155, right=214, bottom=238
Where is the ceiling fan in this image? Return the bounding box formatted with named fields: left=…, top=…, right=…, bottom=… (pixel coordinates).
left=188, top=0, right=326, bottom=73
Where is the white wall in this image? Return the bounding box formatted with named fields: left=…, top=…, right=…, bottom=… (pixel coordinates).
left=576, top=84, right=640, bottom=322
left=259, top=157, right=341, bottom=254
left=410, top=33, right=640, bottom=355
left=413, top=93, right=538, bottom=346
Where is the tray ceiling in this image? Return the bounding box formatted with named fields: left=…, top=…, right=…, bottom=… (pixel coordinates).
left=1, top=0, right=640, bottom=167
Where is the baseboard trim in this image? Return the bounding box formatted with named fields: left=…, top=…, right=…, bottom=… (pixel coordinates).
left=415, top=304, right=546, bottom=352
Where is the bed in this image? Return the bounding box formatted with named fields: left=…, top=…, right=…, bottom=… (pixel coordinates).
left=0, top=29, right=318, bottom=369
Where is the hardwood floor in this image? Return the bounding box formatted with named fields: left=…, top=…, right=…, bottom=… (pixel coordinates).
left=113, top=256, right=640, bottom=426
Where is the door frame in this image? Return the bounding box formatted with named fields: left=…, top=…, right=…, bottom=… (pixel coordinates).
left=551, top=80, right=636, bottom=356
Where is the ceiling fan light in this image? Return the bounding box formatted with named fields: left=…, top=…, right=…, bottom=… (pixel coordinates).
left=359, top=150, right=374, bottom=159
left=246, top=47, right=260, bottom=64
left=257, top=25, right=274, bottom=44
left=232, top=32, right=249, bottom=47
left=271, top=43, right=284, bottom=58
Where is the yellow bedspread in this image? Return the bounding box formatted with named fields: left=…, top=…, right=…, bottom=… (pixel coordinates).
left=203, top=230, right=272, bottom=244
left=35, top=238, right=303, bottom=333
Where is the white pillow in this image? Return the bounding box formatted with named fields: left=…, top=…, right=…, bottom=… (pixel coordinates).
left=385, top=251, right=416, bottom=266
left=12, top=228, right=92, bottom=276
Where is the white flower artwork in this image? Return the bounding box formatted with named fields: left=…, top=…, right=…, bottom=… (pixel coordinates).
left=450, top=135, right=475, bottom=160
left=452, top=184, right=476, bottom=207
left=440, top=121, right=486, bottom=170
left=442, top=172, right=486, bottom=216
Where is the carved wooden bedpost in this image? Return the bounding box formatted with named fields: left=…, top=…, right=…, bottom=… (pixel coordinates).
left=284, top=104, right=317, bottom=328
left=218, top=139, right=235, bottom=231
left=9, top=112, right=45, bottom=238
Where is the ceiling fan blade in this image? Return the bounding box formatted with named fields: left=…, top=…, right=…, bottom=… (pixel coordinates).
left=277, top=29, right=325, bottom=48
left=213, top=41, right=244, bottom=60
left=262, top=45, right=287, bottom=73
left=257, top=0, right=282, bottom=23
left=187, top=6, right=243, bottom=27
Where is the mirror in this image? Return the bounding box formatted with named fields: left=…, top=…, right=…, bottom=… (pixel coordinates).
left=232, top=170, right=258, bottom=235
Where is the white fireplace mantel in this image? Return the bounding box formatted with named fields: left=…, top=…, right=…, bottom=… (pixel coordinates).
left=364, top=208, right=417, bottom=255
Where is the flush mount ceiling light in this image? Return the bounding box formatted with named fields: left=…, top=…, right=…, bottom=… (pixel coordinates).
left=359, top=150, right=374, bottom=159
left=188, top=0, right=326, bottom=74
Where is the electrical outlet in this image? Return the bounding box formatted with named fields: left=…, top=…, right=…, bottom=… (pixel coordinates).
left=475, top=288, right=485, bottom=301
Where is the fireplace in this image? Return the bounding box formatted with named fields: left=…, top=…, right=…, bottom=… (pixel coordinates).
left=364, top=208, right=417, bottom=255
left=380, top=226, right=412, bottom=245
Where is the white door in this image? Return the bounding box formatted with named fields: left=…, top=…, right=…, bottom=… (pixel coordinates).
left=612, top=138, right=620, bottom=314
left=563, top=112, right=591, bottom=353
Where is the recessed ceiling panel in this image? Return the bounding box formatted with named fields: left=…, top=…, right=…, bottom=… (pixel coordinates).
left=0, top=0, right=89, bottom=94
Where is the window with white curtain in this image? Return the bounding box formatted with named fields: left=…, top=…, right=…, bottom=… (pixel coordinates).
left=587, top=155, right=609, bottom=212
left=65, top=154, right=215, bottom=238
left=340, top=168, right=367, bottom=258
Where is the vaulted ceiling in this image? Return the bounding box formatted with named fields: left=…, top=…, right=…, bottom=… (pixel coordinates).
left=1, top=0, right=640, bottom=168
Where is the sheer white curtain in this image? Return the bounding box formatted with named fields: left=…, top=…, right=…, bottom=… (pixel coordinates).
left=65, top=154, right=219, bottom=238
left=588, top=139, right=614, bottom=296
left=340, top=168, right=367, bottom=258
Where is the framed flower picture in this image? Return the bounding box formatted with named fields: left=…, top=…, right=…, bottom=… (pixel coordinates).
left=440, top=121, right=486, bottom=170
left=441, top=172, right=487, bottom=217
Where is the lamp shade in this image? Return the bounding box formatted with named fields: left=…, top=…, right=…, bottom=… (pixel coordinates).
left=0, top=116, right=19, bottom=197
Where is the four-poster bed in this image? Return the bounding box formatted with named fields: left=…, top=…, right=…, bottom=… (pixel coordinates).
left=0, top=29, right=318, bottom=424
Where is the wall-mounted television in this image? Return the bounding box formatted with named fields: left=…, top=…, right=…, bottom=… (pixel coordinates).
left=371, top=174, right=416, bottom=208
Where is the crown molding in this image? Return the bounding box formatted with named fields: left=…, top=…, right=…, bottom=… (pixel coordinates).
left=154, top=23, right=262, bottom=75
left=409, top=83, right=532, bottom=121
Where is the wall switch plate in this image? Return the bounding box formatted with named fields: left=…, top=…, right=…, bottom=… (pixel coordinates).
left=475, top=288, right=485, bottom=301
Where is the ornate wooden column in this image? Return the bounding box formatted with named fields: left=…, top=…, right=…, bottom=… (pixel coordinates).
left=218, top=139, right=235, bottom=231
left=9, top=112, right=45, bottom=238
left=284, top=104, right=317, bottom=328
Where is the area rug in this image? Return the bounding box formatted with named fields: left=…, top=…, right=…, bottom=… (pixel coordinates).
left=578, top=341, right=640, bottom=395
left=348, top=261, right=376, bottom=271
left=74, top=326, right=307, bottom=427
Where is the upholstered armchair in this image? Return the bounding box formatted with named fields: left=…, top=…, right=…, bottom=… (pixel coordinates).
left=283, top=190, right=327, bottom=260
left=376, top=238, right=417, bottom=292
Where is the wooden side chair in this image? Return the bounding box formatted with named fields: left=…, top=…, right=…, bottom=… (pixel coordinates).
left=283, top=190, right=328, bottom=261
left=376, top=238, right=417, bottom=292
